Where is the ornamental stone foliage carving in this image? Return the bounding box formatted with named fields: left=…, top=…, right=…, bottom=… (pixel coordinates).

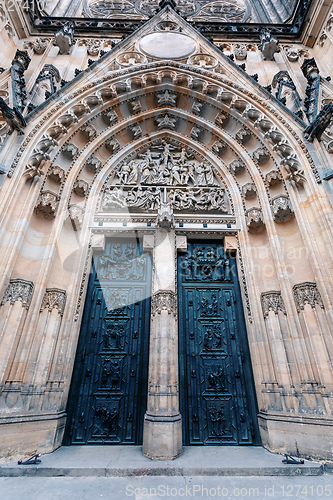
left=35, top=191, right=59, bottom=218
left=235, top=127, right=252, bottom=145
left=87, top=40, right=101, bottom=56
left=215, top=112, right=228, bottom=128
left=62, top=143, right=79, bottom=160
left=129, top=99, right=142, bottom=114
left=68, top=204, right=84, bottom=230
left=156, top=90, right=176, bottom=106
left=192, top=101, right=204, bottom=116
left=151, top=290, right=176, bottom=316
left=212, top=140, right=227, bottom=156
left=190, top=126, right=203, bottom=140
left=80, top=123, right=97, bottom=141
left=86, top=155, right=102, bottom=173
left=73, top=180, right=88, bottom=197
left=245, top=208, right=265, bottom=233
left=1, top=279, right=34, bottom=309
left=105, top=137, right=120, bottom=154
left=48, top=166, right=65, bottom=183
left=261, top=291, right=286, bottom=318
left=229, top=159, right=245, bottom=175
left=128, top=123, right=142, bottom=139
left=33, top=38, right=48, bottom=54
left=40, top=288, right=67, bottom=316
left=252, top=147, right=270, bottom=164
left=260, top=29, right=279, bottom=60
left=156, top=113, right=178, bottom=130
left=242, top=183, right=256, bottom=199
left=271, top=195, right=294, bottom=222
left=266, top=169, right=282, bottom=187
left=293, top=282, right=324, bottom=312
left=102, top=110, right=118, bottom=126
left=54, top=21, right=74, bottom=55
left=156, top=199, right=175, bottom=229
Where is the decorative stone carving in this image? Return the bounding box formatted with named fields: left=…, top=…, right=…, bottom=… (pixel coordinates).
left=102, top=109, right=118, bottom=126
left=190, top=125, right=203, bottom=141
left=85, top=94, right=102, bottom=108
left=1, top=279, right=34, bottom=309
left=128, top=123, right=142, bottom=139
left=235, top=127, right=252, bottom=145
left=188, top=53, right=217, bottom=68
left=58, top=112, right=78, bottom=128
left=283, top=160, right=306, bottom=187
left=260, top=28, right=279, bottom=60
left=105, top=137, right=120, bottom=154
left=304, top=103, right=333, bottom=142
left=54, top=21, right=75, bottom=55
left=116, top=51, right=146, bottom=66
left=271, top=195, right=293, bottom=222
left=234, top=44, right=247, bottom=60
left=242, top=183, right=256, bottom=199
left=38, top=136, right=58, bottom=153
left=156, top=113, right=178, bottom=130
left=48, top=124, right=67, bottom=139
left=68, top=204, right=84, bottom=230
left=86, top=155, right=102, bottom=173
left=266, top=169, right=282, bottom=187
left=151, top=290, right=176, bottom=316
left=301, top=58, right=320, bottom=123
left=73, top=179, right=88, bottom=197
left=212, top=140, right=227, bottom=156
left=11, top=49, right=31, bottom=113
left=284, top=46, right=308, bottom=62
left=0, top=97, right=26, bottom=135
left=252, top=147, right=270, bottom=164
left=24, top=164, right=44, bottom=179
left=156, top=90, right=177, bottom=106
left=261, top=291, right=286, bottom=318
left=215, top=112, right=228, bottom=128
left=155, top=198, right=175, bottom=229
left=245, top=208, right=265, bottom=233
left=129, top=99, right=141, bottom=114
left=48, top=166, right=65, bottom=183
left=40, top=288, right=67, bottom=315
left=33, top=38, right=48, bottom=54
left=192, top=101, right=203, bottom=115
left=293, top=282, right=324, bottom=312
left=79, top=124, right=97, bottom=141
left=229, top=159, right=245, bottom=175
left=35, top=191, right=59, bottom=218
left=87, top=40, right=101, bottom=56
left=62, top=143, right=79, bottom=161
left=91, top=233, right=106, bottom=251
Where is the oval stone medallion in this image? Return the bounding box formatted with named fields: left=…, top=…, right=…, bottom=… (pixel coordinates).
left=139, top=32, right=196, bottom=60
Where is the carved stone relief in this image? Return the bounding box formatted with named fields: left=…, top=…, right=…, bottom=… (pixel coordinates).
left=40, top=288, right=67, bottom=315
left=293, top=282, right=324, bottom=312
left=245, top=208, right=265, bottom=233
left=62, top=143, right=79, bottom=161
left=86, top=155, right=102, bottom=173
left=54, top=22, right=74, bottom=55
left=212, top=140, right=227, bottom=156
left=266, top=169, right=282, bottom=187
left=242, top=182, right=256, bottom=199
left=68, top=205, right=84, bottom=230
left=229, top=159, right=245, bottom=175
left=35, top=191, right=59, bottom=218
left=151, top=290, right=176, bottom=316
left=1, top=279, right=34, bottom=309
left=102, top=110, right=118, bottom=126
left=73, top=180, right=89, bottom=197
left=33, top=38, right=49, bottom=55
left=105, top=138, right=120, bottom=154
left=80, top=124, right=97, bottom=141
left=48, top=166, right=65, bottom=183
left=128, top=123, right=142, bottom=139
left=261, top=291, right=286, bottom=318
left=271, top=195, right=293, bottom=222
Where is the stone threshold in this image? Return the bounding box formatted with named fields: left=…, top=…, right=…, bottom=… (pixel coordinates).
left=0, top=445, right=323, bottom=477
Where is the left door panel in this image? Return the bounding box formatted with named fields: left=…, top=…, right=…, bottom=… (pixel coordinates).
left=64, top=238, right=152, bottom=445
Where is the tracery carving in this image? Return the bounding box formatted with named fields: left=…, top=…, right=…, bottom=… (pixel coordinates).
left=271, top=195, right=293, bottom=222
left=245, top=208, right=265, bottom=233
left=261, top=291, right=286, bottom=318
left=40, top=288, right=67, bottom=315
left=293, top=282, right=324, bottom=312
left=35, top=191, right=59, bottom=218
left=151, top=290, right=176, bottom=316
left=1, top=279, right=34, bottom=309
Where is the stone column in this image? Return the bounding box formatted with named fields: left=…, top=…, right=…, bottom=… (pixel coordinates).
left=142, top=229, right=182, bottom=459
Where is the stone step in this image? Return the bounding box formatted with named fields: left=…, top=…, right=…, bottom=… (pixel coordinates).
left=0, top=446, right=323, bottom=478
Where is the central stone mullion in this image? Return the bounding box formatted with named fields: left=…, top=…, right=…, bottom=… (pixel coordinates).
left=142, top=228, right=182, bottom=459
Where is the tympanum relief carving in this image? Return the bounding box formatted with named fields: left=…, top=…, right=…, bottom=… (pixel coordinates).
left=101, top=141, right=230, bottom=214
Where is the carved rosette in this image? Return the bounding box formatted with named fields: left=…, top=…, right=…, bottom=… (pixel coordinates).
left=229, top=159, right=245, bottom=175
left=242, top=182, right=256, bottom=199
left=245, top=207, right=265, bottom=233
left=1, top=279, right=34, bottom=309
left=151, top=290, right=176, bottom=316
left=35, top=190, right=59, bottom=218
left=261, top=291, right=286, bottom=318
left=271, top=195, right=294, bottom=222
left=86, top=155, right=102, bottom=173
left=62, top=143, right=79, bottom=161
left=41, top=288, right=67, bottom=316
left=293, top=282, right=324, bottom=312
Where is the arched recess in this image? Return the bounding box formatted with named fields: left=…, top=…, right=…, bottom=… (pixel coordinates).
left=0, top=61, right=333, bottom=460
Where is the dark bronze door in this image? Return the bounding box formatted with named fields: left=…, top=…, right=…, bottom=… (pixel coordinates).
left=64, top=238, right=151, bottom=445
left=178, top=240, right=260, bottom=445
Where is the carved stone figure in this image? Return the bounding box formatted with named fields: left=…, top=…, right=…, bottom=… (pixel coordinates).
left=234, top=44, right=247, bottom=60
left=0, top=97, right=26, bottom=134
left=33, top=38, right=48, bottom=54
left=54, top=22, right=75, bottom=55
left=304, top=103, right=333, bottom=142
left=260, top=28, right=279, bottom=60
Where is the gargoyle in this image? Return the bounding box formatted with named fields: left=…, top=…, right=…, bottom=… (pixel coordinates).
left=0, top=97, right=26, bottom=135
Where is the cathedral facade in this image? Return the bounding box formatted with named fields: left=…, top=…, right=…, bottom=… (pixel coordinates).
left=0, top=0, right=333, bottom=462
